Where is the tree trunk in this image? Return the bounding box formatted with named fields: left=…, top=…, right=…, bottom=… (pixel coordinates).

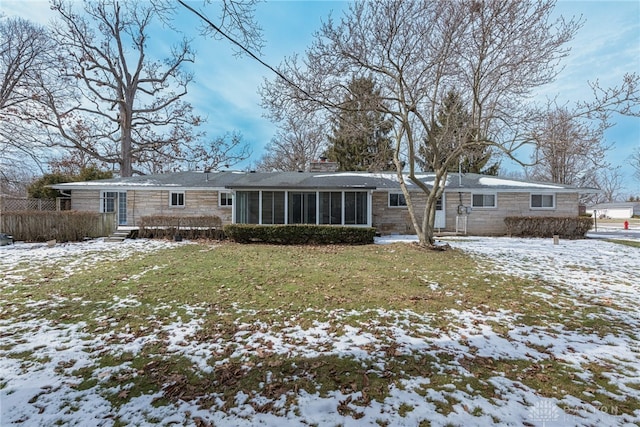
left=120, top=102, right=133, bottom=177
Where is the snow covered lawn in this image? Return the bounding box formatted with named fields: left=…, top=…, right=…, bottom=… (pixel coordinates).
left=1, top=237, right=639, bottom=426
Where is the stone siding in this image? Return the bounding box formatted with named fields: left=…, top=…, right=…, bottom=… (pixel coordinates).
left=457, top=192, right=578, bottom=235
left=372, top=190, right=579, bottom=236
left=69, top=189, right=232, bottom=226
left=70, top=189, right=100, bottom=212
left=71, top=188, right=580, bottom=235
left=372, top=191, right=434, bottom=234
left=372, top=191, right=416, bottom=234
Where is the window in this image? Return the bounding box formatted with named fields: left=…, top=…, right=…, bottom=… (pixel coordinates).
left=233, top=190, right=370, bottom=226
left=288, top=192, right=316, bottom=224
left=170, top=191, right=185, bottom=208
left=320, top=192, right=342, bottom=224
left=100, top=191, right=117, bottom=213
left=117, top=192, right=127, bottom=225
left=389, top=193, right=407, bottom=207
left=472, top=194, right=496, bottom=208
left=220, top=192, right=233, bottom=207
left=344, top=191, right=368, bottom=225
left=236, top=191, right=260, bottom=223
left=262, top=191, right=285, bottom=224
left=531, top=194, right=555, bottom=209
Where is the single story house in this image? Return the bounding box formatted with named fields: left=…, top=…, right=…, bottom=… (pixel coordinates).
left=52, top=170, right=598, bottom=236
left=589, top=202, right=640, bottom=219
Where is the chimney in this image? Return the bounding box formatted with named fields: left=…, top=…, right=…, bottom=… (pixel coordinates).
left=308, top=158, right=338, bottom=172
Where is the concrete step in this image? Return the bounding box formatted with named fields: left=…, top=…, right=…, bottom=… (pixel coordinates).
left=105, top=229, right=133, bottom=242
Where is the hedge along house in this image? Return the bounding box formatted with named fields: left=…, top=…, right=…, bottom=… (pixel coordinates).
left=51, top=170, right=597, bottom=236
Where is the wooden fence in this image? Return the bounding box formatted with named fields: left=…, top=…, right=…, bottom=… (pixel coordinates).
left=0, top=211, right=116, bottom=242
left=0, top=197, right=57, bottom=211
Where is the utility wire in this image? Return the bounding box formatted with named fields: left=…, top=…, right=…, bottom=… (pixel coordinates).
left=176, top=0, right=315, bottom=102
left=176, top=0, right=388, bottom=147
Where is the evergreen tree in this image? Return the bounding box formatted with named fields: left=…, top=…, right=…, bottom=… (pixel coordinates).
left=420, top=91, right=499, bottom=175
left=326, top=77, right=394, bottom=171
left=28, top=166, right=113, bottom=199
left=27, top=173, right=71, bottom=199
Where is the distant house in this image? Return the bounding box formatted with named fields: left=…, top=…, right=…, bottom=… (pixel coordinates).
left=589, top=202, right=640, bottom=219
left=52, top=171, right=598, bottom=236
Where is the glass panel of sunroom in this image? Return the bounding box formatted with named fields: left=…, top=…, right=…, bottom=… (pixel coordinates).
left=262, top=191, right=285, bottom=224
left=236, top=191, right=260, bottom=224
left=319, top=192, right=342, bottom=224
left=288, top=192, right=316, bottom=224
left=345, top=191, right=368, bottom=225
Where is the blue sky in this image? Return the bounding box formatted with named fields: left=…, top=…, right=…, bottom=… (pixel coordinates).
left=3, top=0, right=640, bottom=197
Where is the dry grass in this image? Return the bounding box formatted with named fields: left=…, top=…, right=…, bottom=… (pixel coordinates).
left=2, top=241, right=638, bottom=424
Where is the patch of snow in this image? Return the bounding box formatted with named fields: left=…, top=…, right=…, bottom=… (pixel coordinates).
left=2, top=237, right=640, bottom=426
left=478, top=176, right=564, bottom=189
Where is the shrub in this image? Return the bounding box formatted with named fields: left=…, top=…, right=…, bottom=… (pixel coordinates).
left=139, top=215, right=223, bottom=240
left=224, top=224, right=376, bottom=245
left=504, top=216, right=593, bottom=239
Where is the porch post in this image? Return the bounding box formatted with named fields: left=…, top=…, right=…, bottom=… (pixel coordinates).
left=258, top=190, right=263, bottom=225
left=231, top=190, right=236, bottom=224
left=368, top=190, right=373, bottom=227
left=284, top=191, right=289, bottom=224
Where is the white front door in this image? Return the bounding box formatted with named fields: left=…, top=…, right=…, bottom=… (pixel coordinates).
left=101, top=191, right=127, bottom=225
left=117, top=192, right=127, bottom=225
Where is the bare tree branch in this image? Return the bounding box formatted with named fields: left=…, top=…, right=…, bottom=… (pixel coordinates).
left=255, top=114, right=326, bottom=172
left=261, top=0, right=581, bottom=246
left=0, top=16, right=58, bottom=172
left=37, top=0, right=202, bottom=176
left=527, top=104, right=610, bottom=187
left=631, top=147, right=640, bottom=182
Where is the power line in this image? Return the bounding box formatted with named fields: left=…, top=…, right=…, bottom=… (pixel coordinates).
left=176, top=0, right=314, bottom=101
left=176, top=0, right=391, bottom=153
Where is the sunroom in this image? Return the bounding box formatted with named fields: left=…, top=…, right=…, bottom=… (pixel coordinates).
left=232, top=190, right=372, bottom=227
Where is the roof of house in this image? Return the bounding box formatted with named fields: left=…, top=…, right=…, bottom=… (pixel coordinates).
left=51, top=170, right=599, bottom=193
left=52, top=171, right=243, bottom=191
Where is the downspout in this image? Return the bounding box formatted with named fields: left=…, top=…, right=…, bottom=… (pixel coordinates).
left=230, top=189, right=236, bottom=224
left=368, top=190, right=373, bottom=228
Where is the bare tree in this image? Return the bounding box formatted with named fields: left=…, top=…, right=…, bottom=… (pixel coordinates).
left=173, top=0, right=264, bottom=56
left=257, top=79, right=328, bottom=172
left=48, top=149, right=111, bottom=176
left=27, top=0, right=250, bottom=177
left=527, top=73, right=640, bottom=198
left=256, top=115, right=326, bottom=172
left=0, top=16, right=58, bottom=172
left=632, top=147, right=640, bottom=182
left=183, top=131, right=252, bottom=173
left=528, top=106, right=608, bottom=187
left=0, top=167, right=32, bottom=198
left=261, top=0, right=581, bottom=247
left=593, top=166, right=623, bottom=203
left=0, top=17, right=51, bottom=114
left=579, top=73, right=640, bottom=120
